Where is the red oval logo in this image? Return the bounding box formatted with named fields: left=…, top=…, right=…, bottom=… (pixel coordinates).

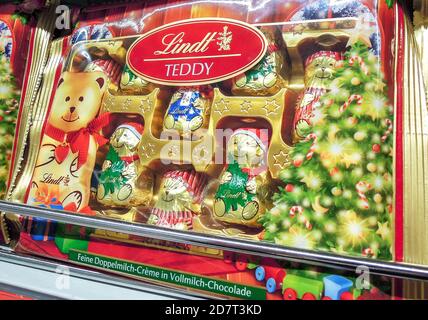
left=127, top=18, right=267, bottom=86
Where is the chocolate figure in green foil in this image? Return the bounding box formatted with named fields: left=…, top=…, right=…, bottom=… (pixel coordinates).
left=98, top=147, right=128, bottom=195
left=245, top=56, right=275, bottom=84
left=235, top=50, right=278, bottom=89
left=215, top=161, right=254, bottom=213
left=120, top=64, right=152, bottom=94
left=213, top=129, right=269, bottom=223
left=97, top=122, right=143, bottom=204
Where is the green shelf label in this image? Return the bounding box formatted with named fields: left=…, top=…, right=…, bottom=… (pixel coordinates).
left=69, top=250, right=266, bottom=300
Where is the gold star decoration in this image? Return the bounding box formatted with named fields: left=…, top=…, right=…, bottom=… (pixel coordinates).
left=240, top=100, right=252, bottom=113
left=291, top=24, right=307, bottom=36
left=193, top=145, right=211, bottom=164
left=263, top=99, right=280, bottom=116
left=122, top=98, right=132, bottom=111
left=214, top=99, right=230, bottom=115
left=140, top=97, right=152, bottom=114
left=103, top=94, right=114, bottom=112
left=167, top=145, right=179, bottom=158
left=300, top=172, right=322, bottom=190
left=273, top=151, right=290, bottom=169
left=286, top=226, right=316, bottom=250
left=340, top=152, right=362, bottom=168
left=347, top=16, right=376, bottom=48
left=364, top=94, right=388, bottom=121
left=339, top=215, right=369, bottom=247
left=376, top=221, right=390, bottom=240
left=103, top=40, right=124, bottom=54
left=373, top=78, right=386, bottom=92
left=141, top=143, right=155, bottom=159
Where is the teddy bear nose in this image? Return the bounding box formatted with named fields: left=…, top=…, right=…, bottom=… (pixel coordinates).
left=69, top=106, right=76, bottom=113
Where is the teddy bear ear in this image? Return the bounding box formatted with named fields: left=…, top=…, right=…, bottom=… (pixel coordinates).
left=57, top=77, right=64, bottom=87
left=57, top=71, right=71, bottom=87
left=95, top=76, right=106, bottom=90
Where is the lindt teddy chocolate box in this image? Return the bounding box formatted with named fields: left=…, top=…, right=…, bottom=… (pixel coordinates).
left=1, top=0, right=427, bottom=299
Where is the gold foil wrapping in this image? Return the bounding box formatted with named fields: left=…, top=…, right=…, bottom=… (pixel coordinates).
left=120, top=64, right=155, bottom=95
left=97, top=123, right=154, bottom=207
left=212, top=128, right=272, bottom=228
left=147, top=170, right=207, bottom=230
left=231, top=26, right=289, bottom=96
left=163, top=87, right=212, bottom=137
left=400, top=2, right=428, bottom=269
left=414, top=1, right=428, bottom=97
left=292, top=51, right=344, bottom=142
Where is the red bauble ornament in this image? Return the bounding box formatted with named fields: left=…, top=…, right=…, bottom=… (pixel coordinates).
left=285, top=184, right=294, bottom=192
left=293, top=159, right=303, bottom=167
left=362, top=248, right=374, bottom=257
left=372, top=144, right=381, bottom=153
left=329, top=167, right=339, bottom=176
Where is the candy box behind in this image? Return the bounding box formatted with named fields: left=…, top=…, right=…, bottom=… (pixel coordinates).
left=2, top=0, right=428, bottom=299
left=0, top=5, right=34, bottom=196
left=0, top=4, right=42, bottom=245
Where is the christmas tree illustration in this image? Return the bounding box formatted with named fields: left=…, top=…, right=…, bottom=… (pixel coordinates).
left=0, top=55, right=20, bottom=197
left=261, top=42, right=394, bottom=260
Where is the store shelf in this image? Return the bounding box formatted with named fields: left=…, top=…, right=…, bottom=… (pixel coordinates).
left=2, top=201, right=428, bottom=281
left=0, top=247, right=208, bottom=300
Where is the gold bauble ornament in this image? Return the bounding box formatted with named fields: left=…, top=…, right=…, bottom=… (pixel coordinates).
left=331, top=187, right=342, bottom=196
left=343, top=190, right=353, bottom=199
left=347, top=117, right=358, bottom=126
left=351, top=77, right=361, bottom=86
left=365, top=82, right=375, bottom=91
left=374, top=193, right=382, bottom=204
left=354, top=131, right=366, bottom=141
left=367, top=163, right=377, bottom=173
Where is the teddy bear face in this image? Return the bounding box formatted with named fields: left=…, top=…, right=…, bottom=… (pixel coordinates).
left=161, top=176, right=188, bottom=202
left=155, top=176, right=193, bottom=212
left=227, top=132, right=265, bottom=168
left=305, top=56, right=338, bottom=88
left=110, top=127, right=141, bottom=156
left=48, top=71, right=107, bottom=132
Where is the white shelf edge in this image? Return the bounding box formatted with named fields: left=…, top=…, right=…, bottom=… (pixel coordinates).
left=0, top=248, right=210, bottom=300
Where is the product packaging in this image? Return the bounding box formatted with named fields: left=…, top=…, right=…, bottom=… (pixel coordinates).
left=2, top=0, right=427, bottom=299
